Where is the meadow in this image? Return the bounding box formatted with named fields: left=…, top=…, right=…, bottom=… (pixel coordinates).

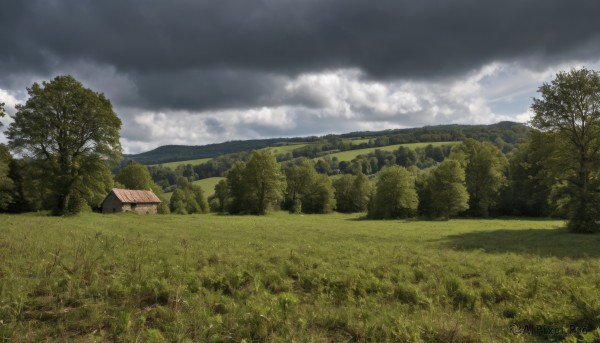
left=151, top=158, right=213, bottom=170
left=318, top=141, right=458, bottom=162
left=1, top=213, right=599, bottom=342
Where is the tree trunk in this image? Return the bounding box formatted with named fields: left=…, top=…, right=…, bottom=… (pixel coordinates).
left=568, top=156, right=598, bottom=233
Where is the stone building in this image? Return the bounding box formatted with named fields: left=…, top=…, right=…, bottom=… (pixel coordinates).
left=101, top=188, right=161, bottom=214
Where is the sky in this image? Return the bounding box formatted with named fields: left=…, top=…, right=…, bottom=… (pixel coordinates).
left=1, top=0, right=600, bottom=154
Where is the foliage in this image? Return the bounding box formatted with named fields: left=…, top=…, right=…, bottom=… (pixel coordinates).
left=225, top=161, right=248, bottom=214
left=501, top=135, right=553, bottom=217
left=169, top=178, right=209, bottom=215
left=531, top=68, right=600, bottom=233
left=333, top=172, right=373, bottom=213
left=208, top=179, right=228, bottom=213
left=451, top=138, right=508, bottom=217
left=301, top=174, right=336, bottom=214
left=242, top=151, right=286, bottom=215
left=0, top=144, right=14, bottom=210
left=283, top=158, right=336, bottom=214
left=6, top=75, right=122, bottom=215
left=420, top=159, right=469, bottom=219
left=368, top=166, right=418, bottom=219
left=115, top=161, right=155, bottom=190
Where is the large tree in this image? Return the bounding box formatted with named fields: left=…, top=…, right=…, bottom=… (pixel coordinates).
left=0, top=144, right=14, bottom=210
left=283, top=158, right=316, bottom=212
left=115, top=161, right=156, bottom=190
left=333, top=172, right=372, bottom=213
left=531, top=68, right=600, bottom=233
left=423, top=159, right=469, bottom=220
left=243, top=150, right=286, bottom=215
left=451, top=139, right=507, bottom=217
left=368, top=165, right=418, bottom=219
left=7, top=75, right=122, bottom=215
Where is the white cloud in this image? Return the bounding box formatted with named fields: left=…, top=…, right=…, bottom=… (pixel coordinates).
left=0, top=89, right=21, bottom=145
left=4, top=59, right=600, bottom=154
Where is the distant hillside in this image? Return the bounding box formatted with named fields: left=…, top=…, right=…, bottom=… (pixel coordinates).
left=127, top=121, right=528, bottom=165
left=125, top=138, right=309, bottom=165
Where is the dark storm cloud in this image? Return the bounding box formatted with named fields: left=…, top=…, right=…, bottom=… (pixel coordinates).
left=133, top=69, right=288, bottom=110
left=1, top=0, right=600, bottom=110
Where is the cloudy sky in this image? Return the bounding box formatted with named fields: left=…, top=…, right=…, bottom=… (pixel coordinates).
left=1, top=0, right=600, bottom=154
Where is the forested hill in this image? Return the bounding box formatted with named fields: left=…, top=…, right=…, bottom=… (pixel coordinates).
left=126, top=121, right=528, bottom=165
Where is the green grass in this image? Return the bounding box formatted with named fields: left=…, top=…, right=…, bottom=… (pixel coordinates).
left=163, top=177, right=225, bottom=201
left=317, top=141, right=458, bottom=162
left=150, top=157, right=212, bottom=169
left=1, top=213, right=599, bottom=342
left=260, top=143, right=308, bottom=156
left=346, top=138, right=371, bottom=145
left=192, top=177, right=225, bottom=197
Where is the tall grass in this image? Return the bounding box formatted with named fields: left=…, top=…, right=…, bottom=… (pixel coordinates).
left=1, top=213, right=599, bottom=342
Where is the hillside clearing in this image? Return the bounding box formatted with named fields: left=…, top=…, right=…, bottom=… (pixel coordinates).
left=150, top=157, right=212, bottom=169
left=317, top=141, right=458, bottom=162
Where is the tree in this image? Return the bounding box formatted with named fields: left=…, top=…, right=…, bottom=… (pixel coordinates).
left=115, top=161, right=155, bottom=190
left=368, top=166, right=418, bottom=219
left=302, top=174, right=336, bottom=214
left=531, top=68, right=600, bottom=233
left=225, top=161, right=247, bottom=214
left=243, top=150, right=285, bottom=215
left=451, top=139, right=507, bottom=217
left=501, top=136, right=552, bottom=217
left=7, top=75, right=122, bottom=215
left=333, top=174, right=355, bottom=212
left=170, top=188, right=188, bottom=214
left=283, top=158, right=316, bottom=212
left=423, top=159, right=469, bottom=219
left=0, top=144, right=14, bottom=210
left=333, top=172, right=372, bottom=213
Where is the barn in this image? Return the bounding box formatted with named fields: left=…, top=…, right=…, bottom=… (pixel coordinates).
left=101, top=188, right=162, bottom=214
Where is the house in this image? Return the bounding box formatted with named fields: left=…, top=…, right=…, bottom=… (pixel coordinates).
left=101, top=188, right=162, bottom=214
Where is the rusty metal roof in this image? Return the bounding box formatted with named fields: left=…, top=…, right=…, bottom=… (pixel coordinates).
left=110, top=188, right=161, bottom=203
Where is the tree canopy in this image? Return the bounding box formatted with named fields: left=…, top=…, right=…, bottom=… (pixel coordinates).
left=7, top=75, right=122, bottom=214
left=531, top=68, right=600, bottom=233
left=0, top=144, right=14, bottom=210
left=422, top=159, right=469, bottom=219
left=450, top=139, right=507, bottom=217
left=368, top=165, right=418, bottom=219
left=115, top=161, right=155, bottom=191
left=243, top=150, right=285, bottom=215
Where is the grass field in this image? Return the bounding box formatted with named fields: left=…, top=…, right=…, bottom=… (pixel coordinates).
left=347, top=138, right=371, bottom=145
left=163, top=177, right=225, bottom=201
left=151, top=158, right=213, bottom=169
left=318, top=141, right=458, bottom=162
left=1, top=212, right=599, bottom=342
left=260, top=144, right=308, bottom=156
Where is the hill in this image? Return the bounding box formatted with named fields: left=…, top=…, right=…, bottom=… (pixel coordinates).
left=317, top=141, right=458, bottom=162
